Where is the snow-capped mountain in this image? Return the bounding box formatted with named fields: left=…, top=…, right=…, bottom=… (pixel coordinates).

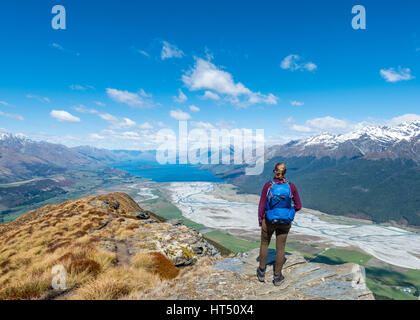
left=267, top=120, right=420, bottom=162
left=297, top=120, right=420, bottom=148
left=0, top=132, right=30, bottom=143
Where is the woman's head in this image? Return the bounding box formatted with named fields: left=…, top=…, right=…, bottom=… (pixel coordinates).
left=273, top=162, right=287, bottom=178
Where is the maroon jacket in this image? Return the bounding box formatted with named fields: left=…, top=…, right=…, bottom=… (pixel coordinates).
left=258, top=177, right=302, bottom=227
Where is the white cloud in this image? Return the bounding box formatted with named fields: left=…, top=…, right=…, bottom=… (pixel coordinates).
left=50, top=43, right=80, bottom=56
left=290, top=100, right=304, bottom=106
left=100, top=114, right=136, bottom=129
left=106, top=88, right=152, bottom=108
left=202, top=90, right=221, bottom=100
left=380, top=67, right=414, bottom=83
left=280, top=55, right=295, bottom=69
left=0, top=110, right=24, bottom=121
left=182, top=58, right=277, bottom=106
left=139, top=89, right=152, bottom=98
left=304, top=62, right=317, bottom=72
left=73, top=105, right=98, bottom=114
left=215, top=119, right=235, bottom=129
left=189, top=105, right=200, bottom=112
left=89, top=133, right=105, bottom=140
left=103, top=114, right=136, bottom=129
left=191, top=121, right=215, bottom=130
left=73, top=105, right=136, bottom=129
left=280, top=54, right=317, bottom=72
left=70, top=84, right=94, bottom=91
left=82, top=128, right=166, bottom=150
left=121, top=118, right=136, bottom=128
left=387, top=114, right=420, bottom=125
left=139, top=122, right=153, bottom=129
left=94, top=101, right=106, bottom=107
left=174, top=89, right=188, bottom=103
left=183, top=58, right=250, bottom=96
left=170, top=109, right=191, bottom=121
left=138, top=50, right=150, bottom=57
left=122, top=131, right=140, bottom=138
left=50, top=110, right=80, bottom=123
left=70, top=84, right=85, bottom=91
left=288, top=116, right=352, bottom=134
left=51, top=43, right=64, bottom=51
left=306, top=116, right=349, bottom=131
left=290, top=124, right=312, bottom=133
left=248, top=92, right=278, bottom=105
left=98, top=113, right=117, bottom=122
left=161, top=41, right=184, bottom=60
left=26, top=94, right=50, bottom=103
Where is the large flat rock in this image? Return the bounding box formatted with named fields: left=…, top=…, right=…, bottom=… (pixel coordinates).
left=212, top=248, right=374, bottom=300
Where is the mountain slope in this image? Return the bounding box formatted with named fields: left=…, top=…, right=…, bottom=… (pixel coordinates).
left=0, top=133, right=99, bottom=183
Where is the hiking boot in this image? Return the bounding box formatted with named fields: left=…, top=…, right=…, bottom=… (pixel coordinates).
left=273, top=273, right=285, bottom=286
left=256, top=267, right=266, bottom=282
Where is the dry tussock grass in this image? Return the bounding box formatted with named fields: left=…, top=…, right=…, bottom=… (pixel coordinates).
left=132, top=252, right=179, bottom=280
left=0, top=193, right=184, bottom=300
left=68, top=266, right=162, bottom=300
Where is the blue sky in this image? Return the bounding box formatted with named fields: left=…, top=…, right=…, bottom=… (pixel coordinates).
left=0, top=0, right=419, bottom=150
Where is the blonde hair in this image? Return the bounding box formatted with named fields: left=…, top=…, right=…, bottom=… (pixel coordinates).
left=273, top=162, right=287, bottom=178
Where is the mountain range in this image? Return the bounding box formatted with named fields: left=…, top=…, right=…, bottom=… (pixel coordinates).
left=1, top=120, right=419, bottom=227
left=0, top=133, right=99, bottom=184
left=266, top=120, right=420, bottom=162
left=207, top=120, right=420, bottom=227
left=0, top=133, right=157, bottom=184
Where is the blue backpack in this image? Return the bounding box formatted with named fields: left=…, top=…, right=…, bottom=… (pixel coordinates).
left=265, top=180, right=295, bottom=224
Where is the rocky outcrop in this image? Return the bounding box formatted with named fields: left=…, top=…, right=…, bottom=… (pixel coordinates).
left=116, top=218, right=221, bottom=266
left=137, top=248, right=374, bottom=300
left=212, top=249, right=374, bottom=300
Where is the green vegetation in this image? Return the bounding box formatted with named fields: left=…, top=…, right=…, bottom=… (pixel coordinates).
left=305, top=248, right=372, bottom=265
left=365, top=267, right=420, bottom=300
left=203, top=231, right=294, bottom=254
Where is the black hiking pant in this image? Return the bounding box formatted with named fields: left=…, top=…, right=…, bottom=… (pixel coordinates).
left=259, top=217, right=291, bottom=276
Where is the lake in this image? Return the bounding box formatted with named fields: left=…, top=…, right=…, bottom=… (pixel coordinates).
left=113, top=162, right=224, bottom=183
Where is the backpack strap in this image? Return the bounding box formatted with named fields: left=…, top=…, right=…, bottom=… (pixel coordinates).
left=266, top=181, right=274, bottom=198
left=288, top=181, right=294, bottom=199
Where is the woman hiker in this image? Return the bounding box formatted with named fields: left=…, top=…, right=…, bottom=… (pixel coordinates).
left=257, top=162, right=302, bottom=286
